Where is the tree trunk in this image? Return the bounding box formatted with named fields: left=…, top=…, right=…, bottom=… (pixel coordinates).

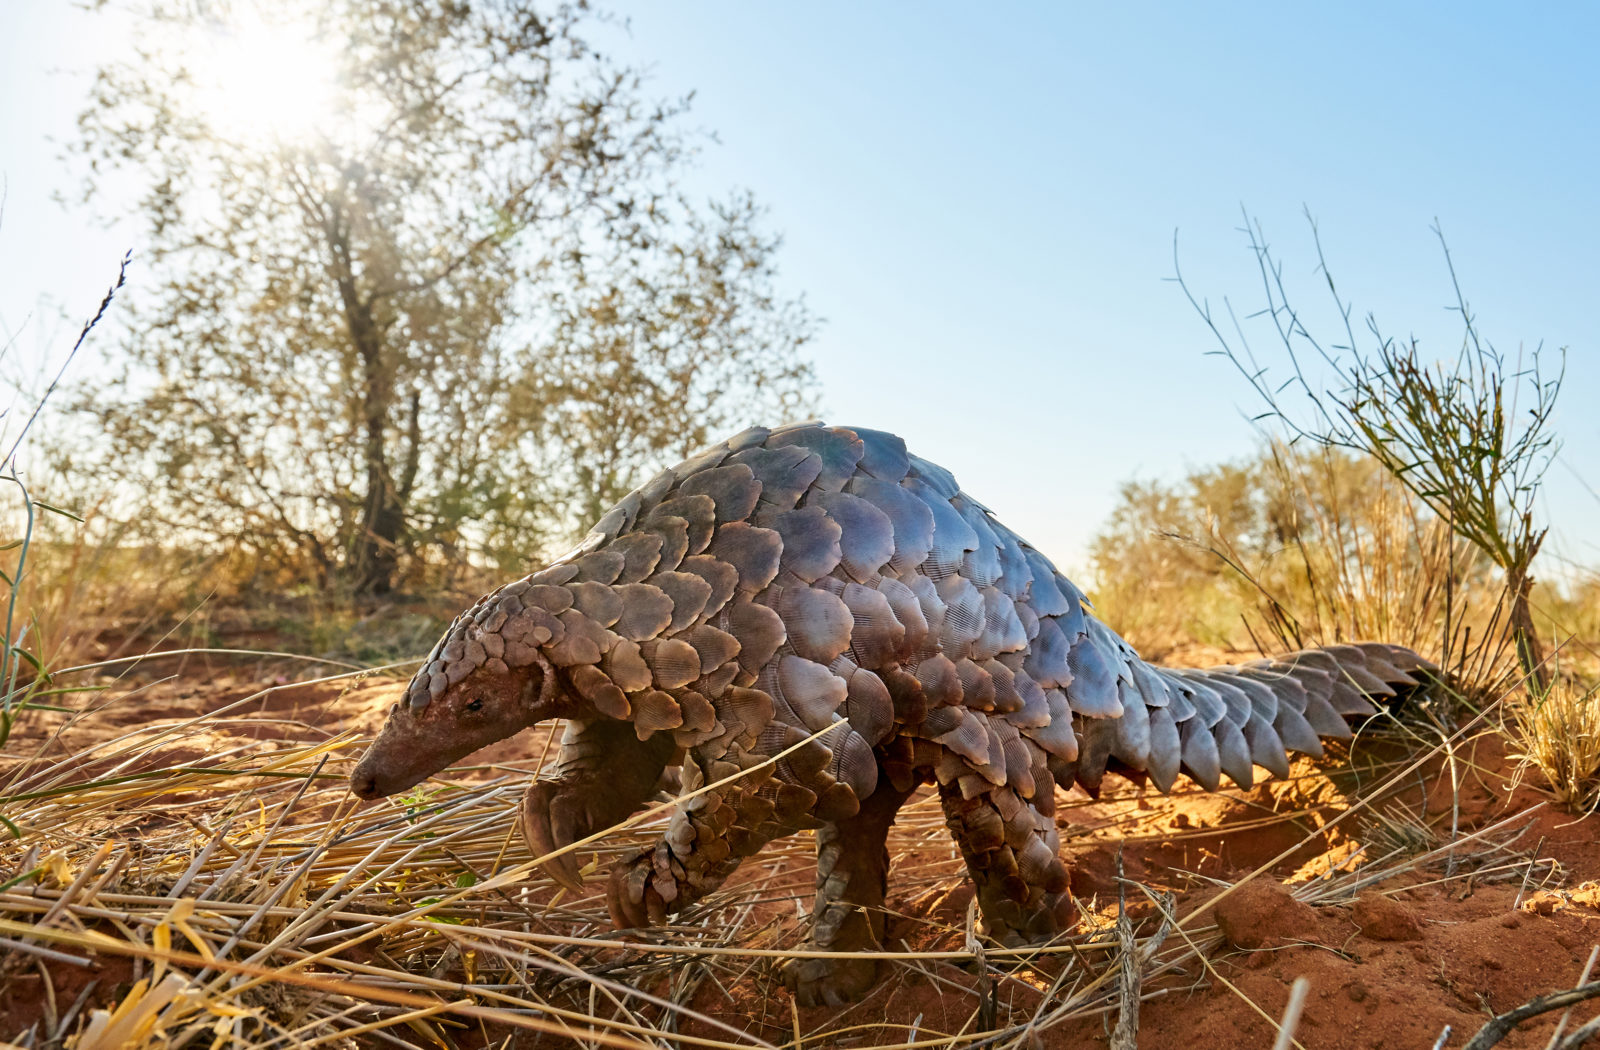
left=336, top=271, right=404, bottom=595
left=1508, top=568, right=1548, bottom=694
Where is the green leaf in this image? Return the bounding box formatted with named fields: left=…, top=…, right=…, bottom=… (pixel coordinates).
left=32, top=502, right=84, bottom=523
left=9, top=647, right=48, bottom=680
left=455, top=870, right=479, bottom=888
left=414, top=895, right=466, bottom=924
left=0, top=813, right=20, bottom=842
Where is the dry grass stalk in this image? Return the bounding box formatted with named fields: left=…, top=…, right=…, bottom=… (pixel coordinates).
left=1270, top=976, right=1310, bottom=1050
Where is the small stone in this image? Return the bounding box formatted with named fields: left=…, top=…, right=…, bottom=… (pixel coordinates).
left=1352, top=894, right=1423, bottom=941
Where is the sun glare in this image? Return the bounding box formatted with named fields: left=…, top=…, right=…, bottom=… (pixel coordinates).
left=185, top=12, right=346, bottom=146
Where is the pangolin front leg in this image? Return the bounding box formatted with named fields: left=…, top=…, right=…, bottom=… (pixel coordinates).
left=939, top=782, right=1073, bottom=946
left=784, top=780, right=917, bottom=1007
left=520, top=718, right=677, bottom=891
left=604, top=750, right=799, bottom=928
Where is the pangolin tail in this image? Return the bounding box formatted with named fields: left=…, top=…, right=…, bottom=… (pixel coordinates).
left=1067, top=633, right=1437, bottom=796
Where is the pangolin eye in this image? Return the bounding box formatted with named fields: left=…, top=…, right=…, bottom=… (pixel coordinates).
left=464, top=697, right=485, bottom=713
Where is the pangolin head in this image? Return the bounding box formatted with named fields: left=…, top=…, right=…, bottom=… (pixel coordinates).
left=350, top=577, right=578, bottom=800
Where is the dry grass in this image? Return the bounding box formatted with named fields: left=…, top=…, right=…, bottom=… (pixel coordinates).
left=0, top=657, right=1557, bottom=1050
left=4, top=520, right=227, bottom=670
left=1503, top=677, right=1600, bottom=816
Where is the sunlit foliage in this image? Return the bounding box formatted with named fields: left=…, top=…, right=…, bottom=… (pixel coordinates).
left=61, top=0, right=816, bottom=594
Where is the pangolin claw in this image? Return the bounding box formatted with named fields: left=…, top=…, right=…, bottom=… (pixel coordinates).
left=606, top=850, right=667, bottom=929
left=520, top=782, right=586, bottom=894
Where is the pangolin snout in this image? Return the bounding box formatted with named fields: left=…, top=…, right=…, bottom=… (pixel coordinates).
left=350, top=761, right=383, bottom=799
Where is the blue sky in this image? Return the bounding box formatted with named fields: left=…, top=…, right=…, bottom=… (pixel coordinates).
left=3, top=2, right=1597, bottom=581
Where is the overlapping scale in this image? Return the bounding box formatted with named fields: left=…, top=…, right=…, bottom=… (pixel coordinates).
left=839, top=582, right=906, bottom=667
left=906, top=455, right=960, bottom=499
left=847, top=477, right=935, bottom=575
left=727, top=601, right=786, bottom=675
left=953, top=498, right=1004, bottom=587
left=610, top=532, right=664, bottom=584
left=906, top=478, right=978, bottom=579
left=934, top=574, right=985, bottom=655
left=602, top=639, right=653, bottom=692
left=611, top=583, right=675, bottom=642
left=1110, top=679, right=1151, bottom=769
left=706, top=522, right=783, bottom=593
left=568, top=580, right=623, bottom=627
left=649, top=571, right=714, bottom=633
left=572, top=549, right=626, bottom=584
left=831, top=657, right=895, bottom=745
left=731, top=445, right=823, bottom=512
left=677, top=623, right=741, bottom=676
left=766, top=424, right=865, bottom=492
left=679, top=463, right=763, bottom=524
left=1064, top=629, right=1122, bottom=718
left=761, top=655, right=847, bottom=732
left=811, top=491, right=895, bottom=583
left=675, top=555, right=739, bottom=622
left=852, top=427, right=911, bottom=481
left=643, top=514, right=689, bottom=571
left=773, top=584, right=854, bottom=664
left=772, top=506, right=843, bottom=582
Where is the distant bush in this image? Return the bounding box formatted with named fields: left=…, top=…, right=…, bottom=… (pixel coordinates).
left=1088, top=441, right=1503, bottom=676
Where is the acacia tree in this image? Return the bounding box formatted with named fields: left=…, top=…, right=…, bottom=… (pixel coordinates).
left=65, top=0, right=814, bottom=593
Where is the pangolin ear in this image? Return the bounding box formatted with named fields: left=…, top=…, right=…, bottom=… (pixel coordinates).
left=519, top=664, right=544, bottom=710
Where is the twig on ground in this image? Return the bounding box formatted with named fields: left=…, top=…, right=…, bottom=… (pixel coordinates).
left=1110, top=850, right=1139, bottom=1050
left=1464, top=981, right=1600, bottom=1050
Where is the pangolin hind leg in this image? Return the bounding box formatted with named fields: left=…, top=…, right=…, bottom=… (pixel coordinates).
left=939, top=782, right=1072, bottom=946
left=520, top=718, right=677, bottom=891
left=783, top=780, right=919, bottom=1007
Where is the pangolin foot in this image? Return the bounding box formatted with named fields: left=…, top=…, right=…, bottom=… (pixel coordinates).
left=782, top=956, right=880, bottom=1007
left=605, top=846, right=678, bottom=929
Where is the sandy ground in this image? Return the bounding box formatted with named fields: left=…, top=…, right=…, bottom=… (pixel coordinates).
left=4, top=658, right=1599, bottom=1048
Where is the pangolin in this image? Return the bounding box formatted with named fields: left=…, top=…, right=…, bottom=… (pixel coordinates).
left=350, top=422, right=1433, bottom=1005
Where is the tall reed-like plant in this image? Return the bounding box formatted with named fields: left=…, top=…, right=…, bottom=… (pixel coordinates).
left=0, top=253, right=127, bottom=835
left=1175, top=210, right=1562, bottom=693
